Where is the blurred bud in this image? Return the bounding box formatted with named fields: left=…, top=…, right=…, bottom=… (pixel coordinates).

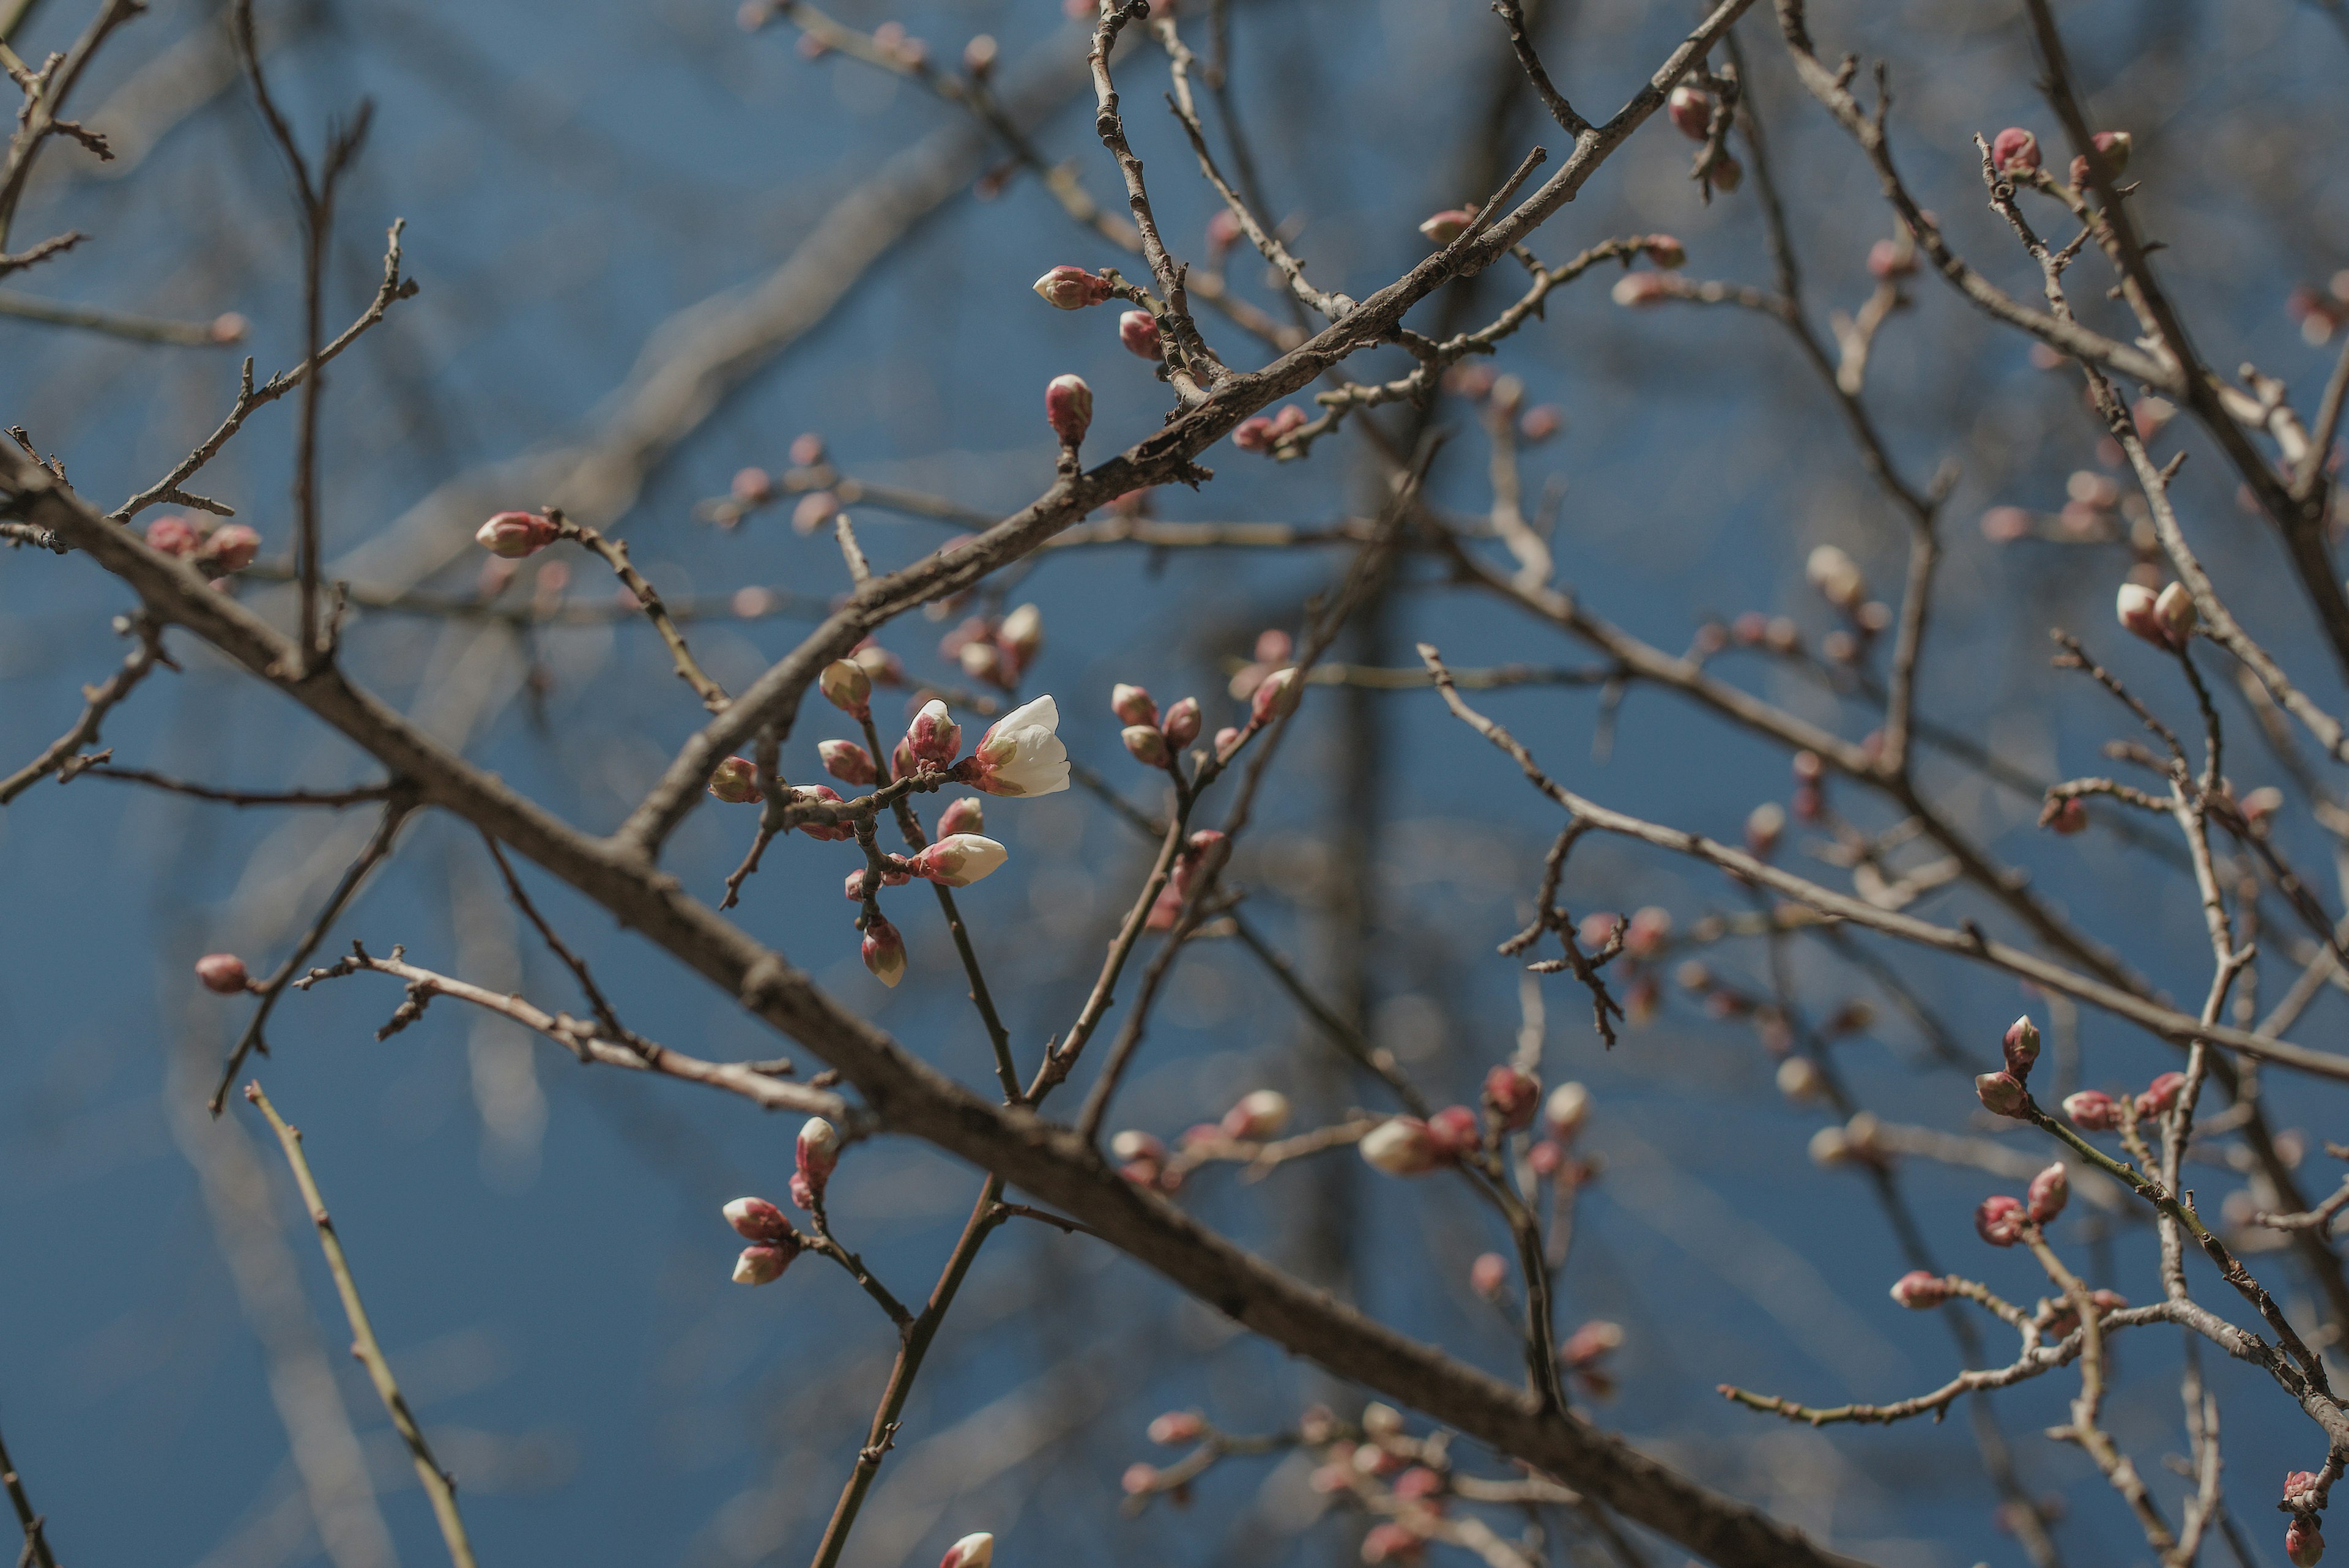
left=1981, top=505, right=2032, bottom=542
left=209, top=311, right=250, bottom=343
left=1611, top=271, right=1669, bottom=308
left=724, top=1196, right=792, bottom=1241
left=2154, top=582, right=2198, bottom=644
left=2044, top=797, right=2087, bottom=834
left=146, top=514, right=202, bottom=557
left=2242, top=785, right=2285, bottom=824
left=2063, top=1089, right=2123, bottom=1131
left=732, top=1243, right=795, bottom=1285
left=1544, top=1082, right=1590, bottom=1139
left=1110, top=1129, right=1165, bottom=1164
left=1975, top=1194, right=2027, bottom=1246
left=2003, top=1016, right=2041, bottom=1079
left=1045, top=374, right=1094, bottom=445
left=1975, top=1071, right=2027, bottom=1118
left=1118, top=310, right=1162, bottom=359
left=1808, top=1126, right=1852, bottom=1166
left=1867, top=238, right=1917, bottom=279
left=1666, top=83, right=1712, bottom=139
left=1991, top=127, right=2042, bottom=174
left=1251, top=666, right=1302, bottom=724
left=1469, top=1252, right=1509, bottom=1299
left=1417, top=208, right=1474, bottom=245
left=1222, top=1089, right=1291, bottom=1142
left=708, top=756, right=761, bottom=803
left=910, top=834, right=1009, bottom=887
left=2027, top=1162, right=2069, bottom=1224
left=1519, top=404, right=1564, bottom=442
left=907, top=699, right=962, bottom=768
left=476, top=510, right=558, bottom=558
left=1123, top=724, right=1169, bottom=766
left=1032, top=266, right=1114, bottom=310
left=199, top=524, right=262, bottom=572
left=1745, top=801, right=1786, bottom=856
left=1707, top=153, right=1743, bottom=191
left=1528, top=1139, right=1564, bottom=1176
left=732, top=466, right=773, bottom=505
left=863, top=916, right=907, bottom=987
left=195, top=953, right=250, bottom=994
left=936, top=797, right=984, bottom=838
left=1158, top=696, right=1201, bottom=747
left=1776, top=1057, right=1825, bottom=1102
left=1147, top=1410, right=1203, bottom=1446
left=1425, top=1105, right=1480, bottom=1158
left=819, top=740, right=878, bottom=786
left=1562, top=1320, right=1622, bottom=1366
left=793, top=491, right=839, bottom=533
left=1482, top=1065, right=1540, bottom=1131
left=2137, top=1071, right=2186, bottom=1119
left=940, top=1533, right=993, bottom=1568
left=1204, top=208, right=1242, bottom=256
left=1643, top=234, right=1686, bottom=269
left=1805, top=544, right=1866, bottom=609
left=2117, top=581, right=2166, bottom=645
left=820, top=659, right=873, bottom=718
left=962, top=32, right=997, bottom=73
left=1890, top=1269, right=1951, bottom=1309
left=1362, top=1402, right=1405, bottom=1439
left=1212, top=725, right=1242, bottom=761
left=960, top=639, right=1009, bottom=688
left=1359, top=1117, right=1441, bottom=1175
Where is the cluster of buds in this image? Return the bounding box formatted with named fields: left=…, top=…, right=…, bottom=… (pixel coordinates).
left=1111, top=683, right=1201, bottom=769
left=2287, top=1473, right=2328, bottom=1567
left=475, top=508, right=563, bottom=559
left=1232, top=404, right=1310, bottom=454
left=791, top=1117, right=840, bottom=1210
left=1361, top=1081, right=1556, bottom=1180
left=2061, top=1070, right=2185, bottom=1132
left=940, top=603, right=1044, bottom=690
left=2117, top=579, right=2197, bottom=649
left=1665, top=80, right=1740, bottom=190
left=722, top=1195, right=802, bottom=1285
left=1971, top=1162, right=2069, bottom=1247
left=1031, top=265, right=1117, bottom=310
left=195, top=952, right=255, bottom=994
left=1973, top=1015, right=2040, bottom=1120
left=145, top=513, right=263, bottom=574
left=1146, top=828, right=1228, bottom=930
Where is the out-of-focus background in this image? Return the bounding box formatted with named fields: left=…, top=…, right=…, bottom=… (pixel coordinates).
left=4, top=0, right=2349, bottom=1563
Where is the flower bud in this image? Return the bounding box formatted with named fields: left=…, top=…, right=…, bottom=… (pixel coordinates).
left=1118, top=310, right=1162, bottom=359
left=1123, top=724, right=1169, bottom=766
left=2288, top=1472, right=2323, bottom=1507
left=958, top=640, right=1009, bottom=688
left=731, top=466, right=773, bottom=505
left=2089, top=128, right=2133, bottom=175
left=1611, top=271, right=1669, bottom=308
left=1867, top=238, right=1917, bottom=279
left=1745, top=801, right=1786, bottom=857
left=1643, top=234, right=1686, bottom=269
left=1417, top=208, right=1474, bottom=245
left=937, top=797, right=985, bottom=837
left=2117, top=581, right=2164, bottom=644
left=201, top=524, right=262, bottom=572
left=1890, top=1269, right=1951, bottom=1309
left=732, top=1243, right=796, bottom=1285
left=1975, top=1194, right=2026, bottom=1246
left=1147, top=1410, right=1203, bottom=1445
left=998, top=603, right=1044, bottom=669
left=724, top=1196, right=793, bottom=1241
left=1111, top=1130, right=1166, bottom=1165
left=1562, top=1320, right=1622, bottom=1367
left=819, top=739, right=878, bottom=785
left=195, top=953, right=250, bottom=994
left=1045, top=373, right=1093, bottom=446
left=2063, top=1089, right=2123, bottom=1131
left=1482, top=1065, right=1540, bottom=1131
left=476, top=510, right=559, bottom=558
left=1424, top=1105, right=1480, bottom=1157
left=1156, top=697, right=1201, bottom=749
left=1212, top=725, right=1242, bottom=761
left=2027, top=1162, right=2069, bottom=1224
left=1359, top=1117, right=1441, bottom=1175
left=1222, top=1089, right=1291, bottom=1142
left=1544, top=1082, right=1590, bottom=1139
left=1707, top=152, right=1743, bottom=191
left=1519, top=404, right=1564, bottom=442
left=1111, top=683, right=1159, bottom=726
left=910, top=833, right=1008, bottom=887
left=2137, top=1070, right=2186, bottom=1119
left=1250, top=666, right=1302, bottom=724
left=1805, top=544, right=1866, bottom=609
left=2291, top=1521, right=2327, bottom=1568
left=2003, top=1015, right=2041, bottom=1079
left=1776, top=1056, right=1825, bottom=1102
left=708, top=756, right=761, bottom=803
left=940, top=1532, right=994, bottom=1568
left=907, top=699, right=963, bottom=768
left=2043, top=797, right=2087, bottom=834
left=1975, top=1071, right=2027, bottom=1118
left=1360, top=1523, right=1420, bottom=1564
left=145, top=514, right=202, bottom=557
left=1991, top=127, right=2042, bottom=174
left=863, top=916, right=907, bottom=987
left=1033, top=265, right=1114, bottom=310
left=210, top=312, right=249, bottom=343
left=1469, top=1251, right=1508, bottom=1299
left=791, top=784, right=855, bottom=841
left=820, top=659, right=873, bottom=718
left=1666, top=83, right=1712, bottom=140
left=2154, top=581, right=2198, bottom=644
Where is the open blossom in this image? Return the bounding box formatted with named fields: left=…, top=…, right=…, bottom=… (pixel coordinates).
left=1359, top=1117, right=1441, bottom=1176
left=959, top=695, right=1069, bottom=796
left=476, top=509, right=560, bottom=557
left=910, top=833, right=1008, bottom=887
left=1221, top=1089, right=1291, bottom=1142
left=940, top=1533, right=993, bottom=1568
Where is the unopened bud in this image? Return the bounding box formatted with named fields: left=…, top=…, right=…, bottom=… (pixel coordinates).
left=820, top=659, right=873, bottom=718
left=2154, top=581, right=2198, bottom=644
left=1890, top=1269, right=1952, bottom=1309
left=1991, top=127, right=2042, bottom=174
left=1250, top=666, right=1302, bottom=724
left=2117, top=581, right=2166, bottom=645
left=1222, top=1089, right=1291, bottom=1142
left=1424, top=1105, right=1480, bottom=1157
left=1776, top=1056, right=1825, bottom=1102
left=201, top=524, right=262, bottom=572
left=724, top=1196, right=792, bottom=1241
left=1707, top=153, right=1743, bottom=191
left=1111, top=683, right=1159, bottom=726
left=1805, top=544, right=1866, bottom=609
left=1212, top=725, right=1242, bottom=761
left=1111, top=1129, right=1165, bottom=1164
left=2291, top=1521, right=2326, bottom=1568
left=2043, top=797, right=2088, bottom=834
left=1666, top=83, right=1712, bottom=139
left=910, top=833, right=1008, bottom=887
left=1417, top=208, right=1474, bottom=245
left=145, top=514, right=202, bottom=557
left=1045, top=373, right=1094, bottom=446
left=2063, top=1089, right=2122, bottom=1131
left=1469, top=1252, right=1509, bottom=1299
left=1975, top=1193, right=2026, bottom=1246
left=2003, top=1015, right=2041, bottom=1079
left=1159, top=696, right=1201, bottom=747
left=862, top=916, right=907, bottom=987
left=708, top=756, right=761, bottom=803
left=2137, top=1070, right=2186, bottom=1119
left=819, top=739, right=877, bottom=785
left=1867, top=238, right=1917, bottom=279
left=937, top=797, right=985, bottom=837
left=793, top=491, right=839, bottom=533
left=940, top=1532, right=994, bottom=1568
left=1359, top=1116, right=1441, bottom=1175
left=998, top=603, right=1044, bottom=667
left=1118, top=310, right=1162, bottom=359
left=1561, top=1320, right=1622, bottom=1366
left=1611, top=271, right=1669, bottom=308
left=732, top=1243, right=795, bottom=1285
left=476, top=510, right=559, bottom=558
left=731, top=466, right=773, bottom=505
left=1519, top=404, right=1564, bottom=442
left=1033, top=266, right=1115, bottom=310
left=796, top=1116, right=841, bottom=1201
left=962, top=32, right=997, bottom=73
left=1643, top=234, right=1686, bottom=269
left=2091, top=129, right=2132, bottom=174
left=195, top=953, right=250, bottom=994
left=1123, top=724, right=1169, bottom=766
left=1544, top=1081, right=1590, bottom=1139
left=906, top=699, right=962, bottom=768
left=1975, top=1071, right=2028, bottom=1118
left=2027, top=1161, right=2069, bottom=1224
left=1482, top=1065, right=1540, bottom=1131
left=1745, top=801, right=1786, bottom=856
left=1147, top=1410, right=1203, bottom=1445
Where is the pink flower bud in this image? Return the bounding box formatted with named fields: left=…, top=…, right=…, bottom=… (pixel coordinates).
left=209, top=311, right=249, bottom=343
left=1203, top=208, right=1242, bottom=255
left=2063, top=1090, right=2123, bottom=1131
left=863, top=916, right=907, bottom=987
left=1424, top=1105, right=1480, bottom=1158
left=475, top=510, right=559, bottom=558
left=1212, top=725, right=1241, bottom=760
left=937, top=797, right=985, bottom=837
left=792, top=491, right=839, bottom=534
left=195, top=953, right=250, bottom=994
left=708, top=756, right=761, bottom=803
left=894, top=737, right=919, bottom=780
left=1482, top=1065, right=1540, bottom=1131
left=2292, top=1521, right=2327, bottom=1568
left=940, top=1533, right=994, bottom=1568
left=1360, top=1522, right=1424, bottom=1565
left=1975, top=1071, right=2027, bottom=1118
left=1120, top=724, right=1167, bottom=767
left=1250, top=666, right=1302, bottom=724
left=1867, top=238, right=1917, bottom=279
left=1359, top=1117, right=1441, bottom=1176
left=1231, top=414, right=1277, bottom=453
left=789, top=431, right=825, bottom=467
left=1890, top=1269, right=1951, bottom=1309
left=1776, top=1057, right=1824, bottom=1101
left=2154, top=581, right=2198, bottom=644
left=1666, top=83, right=1714, bottom=140
left=1120, top=1462, right=1157, bottom=1495
left=1745, top=801, right=1786, bottom=856
left=199, top=523, right=261, bottom=572
left=145, top=514, right=202, bottom=557
left=998, top=603, right=1044, bottom=669
left=2044, top=797, right=2087, bottom=834
left=1518, top=404, right=1564, bottom=442
left=2003, top=1015, right=2041, bottom=1079
left=1612, top=272, right=1669, bottom=308
left=2117, top=581, right=2167, bottom=644
left=2137, top=1071, right=2186, bottom=1119
left=962, top=32, right=997, bottom=74
left=724, top=1196, right=792, bottom=1241
left=1156, top=696, right=1200, bottom=747
left=1527, top=1139, right=1564, bottom=1176
left=1222, top=1089, right=1291, bottom=1142
left=1643, top=234, right=1686, bottom=269
left=792, top=784, right=855, bottom=840
left=2288, top=1472, right=2323, bottom=1507
left=818, top=739, right=878, bottom=785
left=1045, top=373, right=1093, bottom=446
left=1469, top=1252, right=1509, bottom=1299
left=1708, top=153, right=1743, bottom=192
left=732, top=1243, right=796, bottom=1285
left=732, top=466, right=773, bottom=504
left=1111, top=1129, right=1166, bottom=1164
left=1119, top=310, right=1162, bottom=359
left=906, top=699, right=962, bottom=768
left=1113, top=686, right=1160, bottom=729
left=910, top=833, right=1008, bottom=887
left=1543, top=1082, right=1590, bottom=1139
left=2027, top=1162, right=2069, bottom=1224
left=1033, top=266, right=1115, bottom=310
left=1147, top=1410, right=1203, bottom=1445
left=2091, top=130, right=2132, bottom=174
left=820, top=658, right=873, bottom=718
left=1417, top=208, right=1474, bottom=245
left=1991, top=127, right=2042, bottom=174
left=1975, top=1193, right=2026, bottom=1246
left=959, top=641, right=1009, bottom=688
